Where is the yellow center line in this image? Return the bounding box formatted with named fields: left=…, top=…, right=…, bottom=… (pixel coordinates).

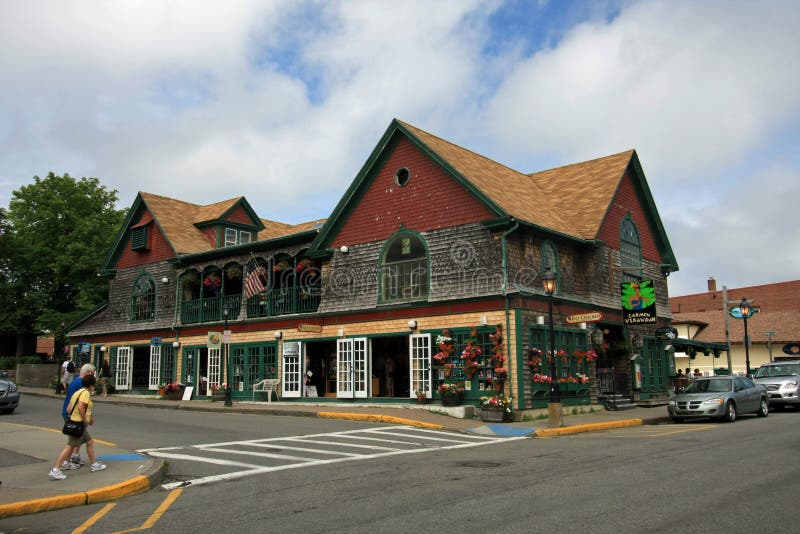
left=73, top=502, right=116, bottom=534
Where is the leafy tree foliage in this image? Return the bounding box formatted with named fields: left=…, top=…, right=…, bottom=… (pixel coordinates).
left=4, top=173, right=125, bottom=355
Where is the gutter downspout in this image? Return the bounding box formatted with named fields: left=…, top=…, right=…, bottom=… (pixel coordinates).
left=501, top=220, right=519, bottom=411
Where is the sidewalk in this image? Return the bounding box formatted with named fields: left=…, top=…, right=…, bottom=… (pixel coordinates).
left=0, top=387, right=670, bottom=518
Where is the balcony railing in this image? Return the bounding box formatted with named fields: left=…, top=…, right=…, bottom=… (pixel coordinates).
left=246, top=286, right=321, bottom=318
left=181, top=294, right=242, bottom=324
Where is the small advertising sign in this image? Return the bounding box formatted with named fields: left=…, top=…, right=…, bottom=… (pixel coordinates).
left=621, top=280, right=657, bottom=325
left=150, top=337, right=162, bottom=346
left=77, top=342, right=91, bottom=354
left=207, top=332, right=221, bottom=350
left=655, top=326, right=678, bottom=341
left=565, top=312, right=603, bottom=324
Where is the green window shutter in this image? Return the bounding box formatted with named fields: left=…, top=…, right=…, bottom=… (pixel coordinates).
left=131, top=227, right=147, bottom=251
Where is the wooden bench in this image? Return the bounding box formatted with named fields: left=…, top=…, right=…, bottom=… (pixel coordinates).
left=252, top=378, right=280, bottom=402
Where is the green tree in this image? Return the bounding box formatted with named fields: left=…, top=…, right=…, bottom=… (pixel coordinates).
left=4, top=173, right=125, bottom=357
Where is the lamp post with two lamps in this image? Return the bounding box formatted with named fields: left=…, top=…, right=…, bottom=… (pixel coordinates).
left=739, top=299, right=752, bottom=377
left=542, top=269, right=562, bottom=427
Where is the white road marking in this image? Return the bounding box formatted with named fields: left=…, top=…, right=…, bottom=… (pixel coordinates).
left=144, top=426, right=524, bottom=490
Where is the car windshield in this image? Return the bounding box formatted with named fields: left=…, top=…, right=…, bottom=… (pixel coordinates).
left=685, top=378, right=731, bottom=393
left=754, top=364, right=800, bottom=378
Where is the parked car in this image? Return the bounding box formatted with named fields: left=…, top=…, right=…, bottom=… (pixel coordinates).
left=0, top=370, right=20, bottom=414
left=752, top=360, right=800, bottom=410
left=668, top=376, right=768, bottom=423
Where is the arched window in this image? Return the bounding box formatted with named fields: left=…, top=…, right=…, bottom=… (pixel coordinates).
left=620, top=217, right=642, bottom=283
left=540, top=240, right=560, bottom=293
left=131, top=274, right=156, bottom=322
left=381, top=232, right=428, bottom=302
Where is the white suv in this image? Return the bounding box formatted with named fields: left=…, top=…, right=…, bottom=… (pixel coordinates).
left=752, top=360, right=800, bottom=410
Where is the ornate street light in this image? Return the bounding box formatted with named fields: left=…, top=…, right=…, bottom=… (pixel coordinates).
left=739, top=298, right=752, bottom=377
left=543, top=269, right=562, bottom=427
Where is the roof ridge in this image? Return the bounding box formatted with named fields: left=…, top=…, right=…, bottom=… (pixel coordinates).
left=527, top=149, right=635, bottom=176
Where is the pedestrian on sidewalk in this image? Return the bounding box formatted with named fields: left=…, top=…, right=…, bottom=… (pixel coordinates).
left=50, top=374, right=107, bottom=480
left=99, top=358, right=111, bottom=397
left=60, top=363, right=95, bottom=469
left=61, top=356, right=74, bottom=392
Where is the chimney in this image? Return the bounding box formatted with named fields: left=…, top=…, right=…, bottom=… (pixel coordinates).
left=707, top=277, right=717, bottom=292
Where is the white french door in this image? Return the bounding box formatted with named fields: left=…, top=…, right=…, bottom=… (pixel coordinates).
left=148, top=345, right=161, bottom=390
left=115, top=346, right=131, bottom=391
left=409, top=334, right=432, bottom=399
left=282, top=341, right=302, bottom=398
left=337, top=337, right=369, bottom=399
left=207, top=347, right=222, bottom=394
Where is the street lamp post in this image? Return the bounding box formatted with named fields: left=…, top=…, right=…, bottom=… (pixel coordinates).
left=543, top=269, right=562, bottom=427
left=223, top=308, right=232, bottom=407
left=740, top=299, right=752, bottom=377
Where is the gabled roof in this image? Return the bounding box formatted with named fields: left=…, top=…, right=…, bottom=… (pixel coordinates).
left=101, top=192, right=325, bottom=272
left=312, top=118, right=677, bottom=267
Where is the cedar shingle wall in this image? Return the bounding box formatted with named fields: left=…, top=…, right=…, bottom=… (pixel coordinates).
left=596, top=170, right=662, bottom=263
left=331, top=137, right=495, bottom=247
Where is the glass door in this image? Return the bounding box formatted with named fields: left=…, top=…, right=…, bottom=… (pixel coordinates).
left=409, top=334, right=431, bottom=399
left=115, top=346, right=131, bottom=391
left=148, top=345, right=161, bottom=390
left=282, top=341, right=302, bottom=398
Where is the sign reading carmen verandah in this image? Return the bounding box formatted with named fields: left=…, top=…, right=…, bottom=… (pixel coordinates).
left=621, top=280, right=657, bottom=325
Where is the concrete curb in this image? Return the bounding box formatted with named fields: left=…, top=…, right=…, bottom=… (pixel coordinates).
left=534, top=418, right=644, bottom=437
left=0, top=459, right=164, bottom=519
left=316, top=411, right=444, bottom=429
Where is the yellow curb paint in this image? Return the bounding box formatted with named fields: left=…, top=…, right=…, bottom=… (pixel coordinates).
left=86, top=475, right=151, bottom=504
left=0, top=492, right=86, bottom=519
left=535, top=419, right=643, bottom=437
left=316, top=411, right=443, bottom=430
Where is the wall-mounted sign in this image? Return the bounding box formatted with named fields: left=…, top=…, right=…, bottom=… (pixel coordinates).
left=298, top=324, right=323, bottom=333
left=783, top=343, right=800, bottom=356
left=150, top=337, right=162, bottom=346
left=207, top=332, right=221, bottom=350
left=729, top=306, right=755, bottom=319
left=77, top=342, right=91, bottom=354
left=621, top=280, right=657, bottom=325
left=565, top=312, right=603, bottom=324
left=655, top=326, right=678, bottom=341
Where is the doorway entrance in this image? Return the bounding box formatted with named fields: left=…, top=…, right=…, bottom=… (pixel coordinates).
left=371, top=336, right=410, bottom=398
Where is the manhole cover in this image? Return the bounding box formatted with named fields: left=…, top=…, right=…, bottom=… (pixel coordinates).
left=457, top=461, right=503, bottom=469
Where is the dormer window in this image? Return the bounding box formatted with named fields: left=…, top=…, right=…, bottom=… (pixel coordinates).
left=223, top=228, right=252, bottom=248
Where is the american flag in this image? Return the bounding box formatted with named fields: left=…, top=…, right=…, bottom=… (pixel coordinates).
left=244, top=258, right=267, bottom=299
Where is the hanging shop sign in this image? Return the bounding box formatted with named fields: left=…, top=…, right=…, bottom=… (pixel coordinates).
left=655, top=326, right=678, bottom=341
left=565, top=312, right=604, bottom=324
left=621, top=280, right=657, bottom=325
left=150, top=337, right=162, bottom=346
left=783, top=343, right=800, bottom=356
left=298, top=324, right=323, bottom=333
left=729, top=306, right=757, bottom=319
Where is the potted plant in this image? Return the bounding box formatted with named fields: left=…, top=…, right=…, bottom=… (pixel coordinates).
left=164, top=382, right=185, bottom=400
left=211, top=383, right=228, bottom=402
left=414, top=389, right=429, bottom=404
left=443, top=363, right=454, bottom=377
left=479, top=395, right=511, bottom=423
left=437, top=382, right=464, bottom=406
left=492, top=367, right=508, bottom=391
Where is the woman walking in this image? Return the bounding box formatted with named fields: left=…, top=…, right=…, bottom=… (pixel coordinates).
left=49, top=374, right=107, bottom=480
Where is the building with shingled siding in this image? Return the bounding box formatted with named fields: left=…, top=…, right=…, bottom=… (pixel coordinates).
left=68, top=119, right=679, bottom=412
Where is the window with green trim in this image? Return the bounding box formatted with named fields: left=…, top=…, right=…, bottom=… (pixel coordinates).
left=223, top=228, right=252, bottom=248
left=131, top=274, right=156, bottom=322
left=540, top=241, right=559, bottom=293
left=381, top=233, right=428, bottom=302
left=620, top=217, right=642, bottom=283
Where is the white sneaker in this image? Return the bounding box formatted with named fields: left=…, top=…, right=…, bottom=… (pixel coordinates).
left=49, top=468, right=67, bottom=480
left=70, top=454, right=84, bottom=465
left=90, top=462, right=107, bottom=472
left=61, top=461, right=80, bottom=470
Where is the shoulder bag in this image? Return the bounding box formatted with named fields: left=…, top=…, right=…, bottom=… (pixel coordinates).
left=62, top=388, right=86, bottom=437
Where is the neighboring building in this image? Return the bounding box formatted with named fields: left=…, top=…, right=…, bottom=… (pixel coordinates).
left=670, top=278, right=800, bottom=376
left=68, top=119, right=679, bottom=410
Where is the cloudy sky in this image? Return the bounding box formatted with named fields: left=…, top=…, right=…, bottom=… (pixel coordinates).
left=1, top=0, right=798, bottom=298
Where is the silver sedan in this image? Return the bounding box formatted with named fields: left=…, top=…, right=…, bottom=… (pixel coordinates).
left=668, top=376, right=768, bottom=423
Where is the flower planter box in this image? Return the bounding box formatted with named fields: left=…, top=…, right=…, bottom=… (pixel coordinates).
left=480, top=407, right=505, bottom=423
left=166, top=389, right=184, bottom=401
left=440, top=392, right=463, bottom=407
left=211, top=391, right=227, bottom=402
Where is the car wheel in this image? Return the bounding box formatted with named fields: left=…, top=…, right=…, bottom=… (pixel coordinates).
left=757, top=397, right=769, bottom=417
left=671, top=417, right=684, bottom=423
left=724, top=401, right=737, bottom=423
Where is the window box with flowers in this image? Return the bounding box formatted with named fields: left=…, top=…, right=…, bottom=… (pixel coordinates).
left=211, top=383, right=228, bottom=402
left=479, top=395, right=512, bottom=422
left=437, top=382, right=464, bottom=406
